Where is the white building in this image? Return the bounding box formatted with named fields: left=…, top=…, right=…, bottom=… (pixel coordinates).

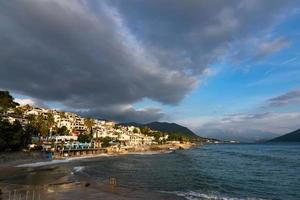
left=25, top=108, right=42, bottom=116
left=3, top=116, right=28, bottom=125
left=49, top=135, right=78, bottom=143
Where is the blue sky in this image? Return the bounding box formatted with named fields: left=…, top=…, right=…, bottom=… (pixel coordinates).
left=133, top=6, right=300, bottom=140
left=1, top=1, right=300, bottom=141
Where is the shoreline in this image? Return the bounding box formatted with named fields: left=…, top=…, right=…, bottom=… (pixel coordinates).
left=0, top=142, right=197, bottom=168
left=0, top=144, right=196, bottom=199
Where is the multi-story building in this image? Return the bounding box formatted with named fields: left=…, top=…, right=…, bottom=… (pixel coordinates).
left=73, top=116, right=86, bottom=132
left=3, top=106, right=157, bottom=147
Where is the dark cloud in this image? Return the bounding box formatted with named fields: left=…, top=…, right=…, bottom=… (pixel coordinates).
left=0, top=0, right=195, bottom=121
left=0, top=0, right=296, bottom=122
left=109, top=0, right=295, bottom=71
left=266, top=88, right=300, bottom=107
left=78, top=106, right=164, bottom=123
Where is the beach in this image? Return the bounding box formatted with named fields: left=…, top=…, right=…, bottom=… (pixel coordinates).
left=0, top=151, right=49, bottom=168
left=0, top=150, right=185, bottom=200
left=0, top=144, right=196, bottom=199
left=0, top=142, right=195, bottom=165
left=1, top=144, right=300, bottom=200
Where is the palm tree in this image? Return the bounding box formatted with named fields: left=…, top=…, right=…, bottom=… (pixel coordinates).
left=84, top=118, right=97, bottom=148
left=46, top=113, right=55, bottom=137
left=36, top=114, right=48, bottom=139
left=84, top=118, right=95, bottom=135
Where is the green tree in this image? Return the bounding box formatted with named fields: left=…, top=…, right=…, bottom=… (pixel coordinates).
left=9, top=121, right=23, bottom=150
left=100, top=137, right=112, bottom=148
left=84, top=118, right=95, bottom=134
left=56, top=126, right=69, bottom=136
left=46, top=113, right=55, bottom=136
left=36, top=114, right=49, bottom=138
left=59, top=112, right=66, bottom=118
left=0, top=91, right=19, bottom=113
left=14, top=107, right=24, bottom=116
left=113, top=125, right=119, bottom=129
left=27, top=114, right=37, bottom=124
left=133, top=128, right=139, bottom=133
left=152, top=131, right=161, bottom=143
left=78, top=133, right=92, bottom=143
left=24, top=123, right=38, bottom=138
left=0, top=118, right=12, bottom=151
left=140, top=126, right=150, bottom=135
left=167, top=133, right=181, bottom=141
left=0, top=119, right=31, bottom=151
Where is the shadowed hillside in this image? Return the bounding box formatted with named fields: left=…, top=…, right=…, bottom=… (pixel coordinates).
left=268, top=129, right=300, bottom=142
left=118, top=121, right=198, bottom=138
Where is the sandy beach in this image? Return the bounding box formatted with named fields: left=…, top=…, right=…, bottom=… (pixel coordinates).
left=0, top=151, right=187, bottom=200
left=0, top=151, right=49, bottom=168
left=0, top=145, right=196, bottom=199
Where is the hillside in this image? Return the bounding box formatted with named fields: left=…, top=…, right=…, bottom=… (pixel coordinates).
left=198, top=128, right=277, bottom=143
left=118, top=121, right=199, bottom=138
left=268, top=129, right=300, bottom=142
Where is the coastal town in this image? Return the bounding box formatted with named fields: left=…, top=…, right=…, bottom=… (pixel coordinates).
left=0, top=91, right=197, bottom=159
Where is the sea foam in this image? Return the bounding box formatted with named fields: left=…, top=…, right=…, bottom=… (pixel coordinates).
left=16, top=154, right=110, bottom=167
left=126, top=150, right=173, bottom=155
left=169, top=191, right=267, bottom=200
left=73, top=166, right=85, bottom=172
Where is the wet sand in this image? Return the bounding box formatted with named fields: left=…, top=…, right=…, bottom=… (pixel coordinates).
left=0, top=144, right=197, bottom=199
left=0, top=151, right=48, bottom=167
left=0, top=165, right=184, bottom=200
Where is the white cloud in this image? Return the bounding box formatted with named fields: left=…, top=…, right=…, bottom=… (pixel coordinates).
left=179, top=112, right=300, bottom=138
left=15, top=98, right=37, bottom=106
left=256, top=37, right=290, bottom=58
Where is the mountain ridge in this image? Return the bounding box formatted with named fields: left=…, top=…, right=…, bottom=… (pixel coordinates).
left=118, top=121, right=199, bottom=138
left=268, top=129, right=300, bottom=142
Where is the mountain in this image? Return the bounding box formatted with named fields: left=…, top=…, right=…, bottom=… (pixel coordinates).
left=198, top=128, right=278, bottom=143
left=118, top=121, right=198, bottom=138
left=268, top=129, right=300, bottom=142
left=147, top=122, right=198, bottom=138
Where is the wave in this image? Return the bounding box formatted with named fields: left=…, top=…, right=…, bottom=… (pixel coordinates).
left=16, top=159, right=70, bottom=167
left=73, top=166, right=85, bottom=172
left=167, top=191, right=266, bottom=200
left=15, top=151, right=172, bottom=167
left=126, top=150, right=173, bottom=155
left=16, top=154, right=110, bottom=167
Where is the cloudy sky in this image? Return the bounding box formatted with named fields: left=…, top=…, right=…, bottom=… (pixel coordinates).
left=1, top=0, right=300, bottom=141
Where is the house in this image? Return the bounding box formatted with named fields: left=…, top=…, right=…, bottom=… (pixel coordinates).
left=25, top=108, right=42, bottom=116
left=3, top=116, right=28, bottom=126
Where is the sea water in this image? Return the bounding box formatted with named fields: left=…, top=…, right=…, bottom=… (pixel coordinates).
left=2, top=143, right=300, bottom=200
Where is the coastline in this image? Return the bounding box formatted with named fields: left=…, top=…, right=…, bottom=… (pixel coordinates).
left=0, top=151, right=49, bottom=168
left=0, top=144, right=196, bottom=200
left=0, top=142, right=197, bottom=168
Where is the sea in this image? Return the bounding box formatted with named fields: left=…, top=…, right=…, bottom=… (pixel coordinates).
left=1, top=143, right=300, bottom=200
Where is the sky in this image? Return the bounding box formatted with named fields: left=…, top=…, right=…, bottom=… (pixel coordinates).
left=0, top=0, right=300, bottom=141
